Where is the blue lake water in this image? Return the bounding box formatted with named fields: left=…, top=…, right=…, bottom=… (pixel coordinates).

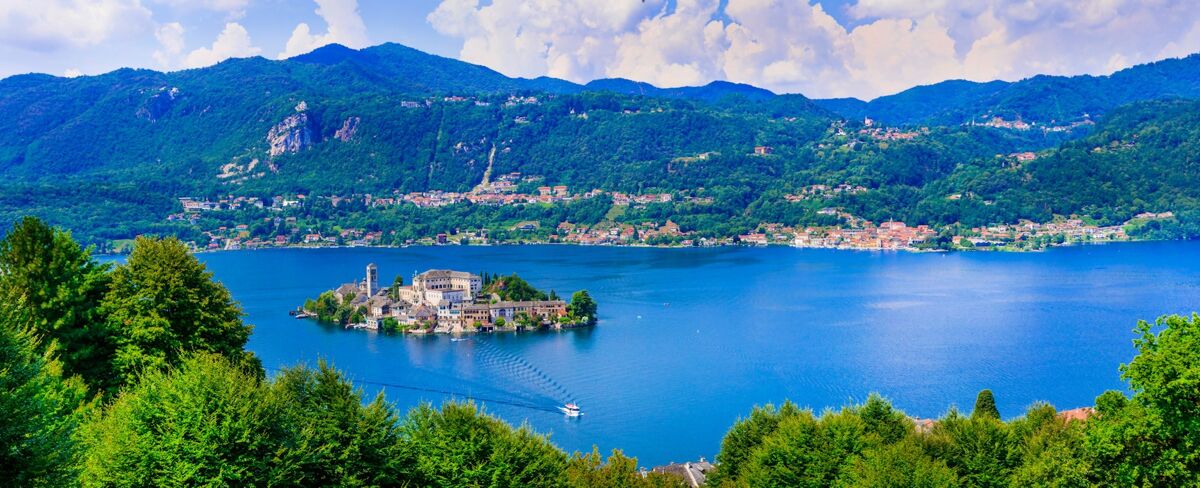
left=192, top=241, right=1200, bottom=466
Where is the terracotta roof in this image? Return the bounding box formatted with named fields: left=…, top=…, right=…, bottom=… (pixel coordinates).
left=1058, top=407, right=1094, bottom=422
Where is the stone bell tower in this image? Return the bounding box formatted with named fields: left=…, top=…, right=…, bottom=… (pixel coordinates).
left=365, top=263, right=379, bottom=296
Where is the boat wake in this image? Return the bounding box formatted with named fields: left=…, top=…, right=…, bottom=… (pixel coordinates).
left=469, top=339, right=578, bottom=410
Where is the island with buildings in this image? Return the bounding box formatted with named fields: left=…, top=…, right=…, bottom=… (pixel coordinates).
left=299, top=264, right=597, bottom=334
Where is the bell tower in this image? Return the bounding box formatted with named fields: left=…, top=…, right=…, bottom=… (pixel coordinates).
left=365, top=263, right=379, bottom=296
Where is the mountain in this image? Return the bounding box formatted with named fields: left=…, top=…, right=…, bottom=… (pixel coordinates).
left=584, top=78, right=776, bottom=101
left=0, top=42, right=830, bottom=185
left=289, top=43, right=581, bottom=94
left=2, top=41, right=1200, bottom=247
left=814, top=54, right=1200, bottom=126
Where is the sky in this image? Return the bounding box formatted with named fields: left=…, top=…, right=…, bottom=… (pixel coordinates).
left=2, top=0, right=1200, bottom=100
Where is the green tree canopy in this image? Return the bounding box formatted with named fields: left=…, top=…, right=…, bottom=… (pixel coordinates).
left=486, top=274, right=549, bottom=302
left=268, top=361, right=406, bottom=485
left=566, top=448, right=688, bottom=487
left=972, top=389, right=1000, bottom=420
left=0, top=216, right=112, bottom=393
left=396, top=401, right=569, bottom=487
left=708, top=401, right=803, bottom=485
left=389, top=275, right=404, bottom=300
left=569, top=290, right=598, bottom=325
left=78, top=354, right=411, bottom=486
left=0, top=315, right=89, bottom=487
left=78, top=353, right=280, bottom=486
left=1085, top=313, right=1200, bottom=486
left=842, top=438, right=959, bottom=488
left=101, top=236, right=258, bottom=390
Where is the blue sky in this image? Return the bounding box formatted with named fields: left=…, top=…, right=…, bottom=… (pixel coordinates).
left=3, top=1, right=1199, bottom=99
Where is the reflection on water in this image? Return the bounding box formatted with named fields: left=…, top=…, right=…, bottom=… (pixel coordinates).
left=195, top=241, right=1200, bottom=466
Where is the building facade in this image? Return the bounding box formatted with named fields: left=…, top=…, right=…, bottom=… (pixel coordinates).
left=329, top=266, right=570, bottom=333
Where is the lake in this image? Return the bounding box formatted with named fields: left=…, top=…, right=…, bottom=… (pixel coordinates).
left=195, top=241, right=1200, bottom=466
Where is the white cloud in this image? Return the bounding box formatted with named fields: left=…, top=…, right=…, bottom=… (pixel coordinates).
left=153, top=22, right=186, bottom=69
left=1159, top=19, right=1200, bottom=59
left=183, top=22, right=260, bottom=68
left=152, top=0, right=251, bottom=19
left=0, top=0, right=153, bottom=52
left=428, top=0, right=665, bottom=82
left=278, top=0, right=368, bottom=59
left=153, top=0, right=249, bottom=10
left=427, top=0, right=1200, bottom=99
left=63, top=67, right=83, bottom=77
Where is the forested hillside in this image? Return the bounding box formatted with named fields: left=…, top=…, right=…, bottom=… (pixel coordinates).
left=815, top=53, right=1200, bottom=126
left=799, top=99, right=1200, bottom=230
left=1, top=42, right=1199, bottom=247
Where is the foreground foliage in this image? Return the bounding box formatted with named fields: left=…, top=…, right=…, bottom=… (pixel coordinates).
left=0, top=318, right=89, bottom=486
left=708, top=313, right=1200, bottom=487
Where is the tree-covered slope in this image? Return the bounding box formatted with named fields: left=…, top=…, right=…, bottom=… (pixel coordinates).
left=0, top=42, right=831, bottom=194
left=776, top=99, right=1199, bottom=230
left=815, top=53, right=1200, bottom=125
left=3, top=41, right=1200, bottom=247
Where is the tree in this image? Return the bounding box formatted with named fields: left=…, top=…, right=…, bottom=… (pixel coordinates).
left=842, top=439, right=959, bottom=488
left=389, top=275, right=404, bottom=300
left=924, top=410, right=1013, bottom=488
left=0, top=313, right=89, bottom=486
left=708, top=401, right=802, bottom=485
left=0, top=217, right=113, bottom=394
left=380, top=317, right=401, bottom=333
left=487, top=274, right=548, bottom=302
left=101, top=237, right=258, bottom=390
left=973, top=389, right=1000, bottom=420
left=1085, top=314, right=1200, bottom=486
left=738, top=408, right=870, bottom=487
left=566, top=448, right=688, bottom=487
left=569, top=290, right=598, bottom=325
left=1007, top=404, right=1091, bottom=488
left=268, top=361, right=406, bottom=485
left=395, top=402, right=568, bottom=487
left=857, top=394, right=913, bottom=444
left=78, top=354, right=281, bottom=486
left=79, top=354, right=410, bottom=486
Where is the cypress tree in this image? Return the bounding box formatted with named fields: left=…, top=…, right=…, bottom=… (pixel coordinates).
left=972, top=389, right=1000, bottom=419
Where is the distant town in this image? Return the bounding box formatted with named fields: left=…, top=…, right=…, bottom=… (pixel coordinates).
left=169, top=175, right=1172, bottom=252
left=298, top=265, right=596, bottom=334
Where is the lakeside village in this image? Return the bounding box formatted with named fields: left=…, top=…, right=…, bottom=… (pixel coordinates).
left=173, top=176, right=1175, bottom=252
left=297, top=264, right=598, bottom=334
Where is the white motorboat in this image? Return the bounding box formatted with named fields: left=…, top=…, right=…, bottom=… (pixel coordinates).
left=559, top=403, right=582, bottom=417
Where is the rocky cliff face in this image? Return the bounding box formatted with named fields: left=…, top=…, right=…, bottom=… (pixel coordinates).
left=136, top=86, right=179, bottom=122
left=267, top=102, right=314, bottom=157
left=334, top=116, right=360, bottom=142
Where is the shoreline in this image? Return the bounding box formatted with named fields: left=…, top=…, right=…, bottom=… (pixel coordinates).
left=122, top=234, right=1170, bottom=257
left=300, top=315, right=597, bottom=336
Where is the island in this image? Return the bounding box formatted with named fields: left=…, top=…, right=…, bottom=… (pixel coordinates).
left=299, top=264, right=597, bottom=334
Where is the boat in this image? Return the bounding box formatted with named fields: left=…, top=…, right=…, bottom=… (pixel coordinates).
left=559, top=403, right=582, bottom=417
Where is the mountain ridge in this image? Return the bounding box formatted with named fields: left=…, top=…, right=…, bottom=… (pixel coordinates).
left=7, top=41, right=1198, bottom=127
left=2, top=41, right=1200, bottom=247
left=813, top=54, right=1200, bottom=125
